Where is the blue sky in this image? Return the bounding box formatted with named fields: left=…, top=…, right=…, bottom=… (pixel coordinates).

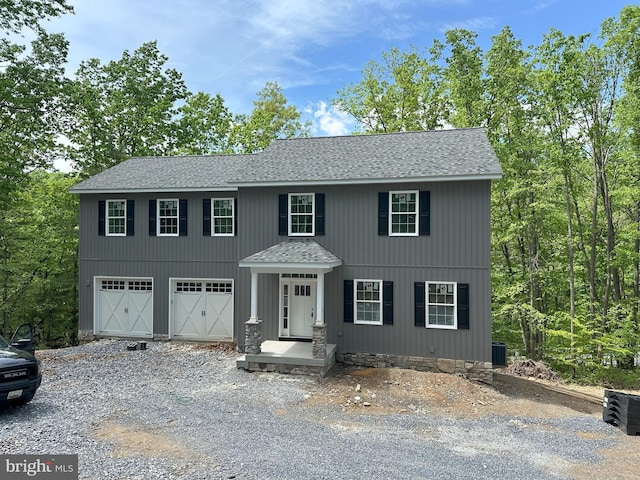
left=44, top=0, right=632, bottom=137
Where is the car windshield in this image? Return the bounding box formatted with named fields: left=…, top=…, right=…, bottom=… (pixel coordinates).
left=0, top=334, right=7, bottom=348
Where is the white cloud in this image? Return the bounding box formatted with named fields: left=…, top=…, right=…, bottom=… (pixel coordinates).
left=439, top=16, right=498, bottom=33
left=308, top=101, right=354, bottom=137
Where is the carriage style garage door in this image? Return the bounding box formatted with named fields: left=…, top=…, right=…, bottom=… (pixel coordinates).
left=95, top=277, right=153, bottom=338
left=171, top=279, right=234, bottom=341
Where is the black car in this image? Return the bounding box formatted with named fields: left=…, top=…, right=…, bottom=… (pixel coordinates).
left=0, top=324, right=42, bottom=407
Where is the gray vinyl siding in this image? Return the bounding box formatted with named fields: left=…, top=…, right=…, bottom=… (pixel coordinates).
left=237, top=180, right=493, bottom=362
left=78, top=178, right=493, bottom=363
left=77, top=191, right=239, bottom=336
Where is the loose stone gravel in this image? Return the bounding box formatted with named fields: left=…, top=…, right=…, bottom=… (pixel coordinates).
left=0, top=340, right=625, bottom=479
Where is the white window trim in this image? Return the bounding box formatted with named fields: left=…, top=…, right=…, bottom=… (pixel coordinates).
left=288, top=193, right=315, bottom=237
left=354, top=279, right=383, bottom=326
left=426, top=281, right=457, bottom=330
left=157, top=198, right=179, bottom=237
left=389, top=190, right=419, bottom=237
left=211, top=198, right=235, bottom=237
left=106, top=199, right=127, bottom=237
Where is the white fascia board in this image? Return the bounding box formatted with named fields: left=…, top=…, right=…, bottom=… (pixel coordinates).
left=70, top=186, right=238, bottom=194
left=228, top=173, right=502, bottom=188
left=239, top=262, right=342, bottom=274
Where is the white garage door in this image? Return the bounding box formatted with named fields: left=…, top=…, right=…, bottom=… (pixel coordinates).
left=172, top=279, right=234, bottom=341
left=96, top=278, right=153, bottom=338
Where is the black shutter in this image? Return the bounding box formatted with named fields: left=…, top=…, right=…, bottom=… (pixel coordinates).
left=279, top=194, right=288, bottom=236
left=148, top=200, right=156, bottom=236
left=203, top=198, right=211, bottom=236
left=457, top=283, right=469, bottom=329
left=234, top=198, right=238, bottom=236
left=98, top=200, right=105, bottom=236
left=383, top=281, right=393, bottom=325
left=126, top=200, right=134, bottom=236
left=414, top=282, right=426, bottom=327
left=344, top=280, right=354, bottom=323
left=378, top=192, right=389, bottom=236
left=315, top=193, right=325, bottom=236
left=179, top=199, right=188, bottom=236
left=419, top=191, right=430, bottom=236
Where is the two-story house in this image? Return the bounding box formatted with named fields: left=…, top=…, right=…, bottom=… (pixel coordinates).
left=70, top=128, right=502, bottom=381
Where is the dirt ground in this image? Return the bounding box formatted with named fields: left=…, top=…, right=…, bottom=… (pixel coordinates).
left=304, top=366, right=640, bottom=479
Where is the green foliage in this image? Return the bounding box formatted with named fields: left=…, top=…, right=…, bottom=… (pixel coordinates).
left=174, top=92, right=234, bottom=155
left=67, top=41, right=188, bottom=175
left=0, top=171, right=79, bottom=345
left=335, top=6, right=640, bottom=384
left=230, top=82, right=310, bottom=153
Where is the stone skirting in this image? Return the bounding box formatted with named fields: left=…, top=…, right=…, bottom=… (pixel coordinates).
left=312, top=324, right=327, bottom=359
left=336, top=352, right=493, bottom=383
left=77, top=330, right=94, bottom=343
left=244, top=318, right=262, bottom=354
left=243, top=357, right=335, bottom=377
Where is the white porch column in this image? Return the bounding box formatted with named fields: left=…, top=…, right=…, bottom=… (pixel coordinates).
left=250, top=271, right=259, bottom=320
left=315, top=272, right=324, bottom=325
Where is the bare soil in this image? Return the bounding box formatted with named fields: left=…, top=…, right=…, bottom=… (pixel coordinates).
left=305, top=366, right=640, bottom=479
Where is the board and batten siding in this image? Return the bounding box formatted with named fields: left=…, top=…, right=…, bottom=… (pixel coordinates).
left=78, top=192, right=239, bottom=336
left=236, top=180, right=493, bottom=362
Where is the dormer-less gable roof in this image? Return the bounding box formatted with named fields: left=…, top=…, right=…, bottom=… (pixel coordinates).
left=69, top=128, right=502, bottom=194
left=229, top=127, right=502, bottom=187
left=69, top=154, right=253, bottom=194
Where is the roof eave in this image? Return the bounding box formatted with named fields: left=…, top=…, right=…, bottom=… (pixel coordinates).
left=69, top=186, right=239, bottom=194
left=228, top=173, right=502, bottom=188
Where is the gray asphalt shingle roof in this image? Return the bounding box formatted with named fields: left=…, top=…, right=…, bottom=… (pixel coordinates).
left=240, top=239, right=342, bottom=268
left=69, top=154, right=253, bottom=193
left=70, top=128, right=501, bottom=193
left=231, top=127, right=502, bottom=186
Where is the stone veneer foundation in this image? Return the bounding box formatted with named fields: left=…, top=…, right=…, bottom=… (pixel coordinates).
left=336, top=352, right=493, bottom=383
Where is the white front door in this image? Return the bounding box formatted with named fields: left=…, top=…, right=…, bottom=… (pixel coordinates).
left=281, top=278, right=315, bottom=338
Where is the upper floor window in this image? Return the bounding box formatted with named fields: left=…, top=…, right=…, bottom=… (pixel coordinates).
left=213, top=198, right=234, bottom=236
left=107, top=200, right=126, bottom=236
left=390, top=191, right=418, bottom=236
left=149, top=199, right=187, bottom=237
left=378, top=191, right=430, bottom=237
left=279, top=193, right=325, bottom=237
left=158, top=199, right=179, bottom=236
left=289, top=193, right=314, bottom=236
left=99, top=199, right=133, bottom=237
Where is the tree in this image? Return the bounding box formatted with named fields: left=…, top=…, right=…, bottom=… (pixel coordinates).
left=68, top=41, right=188, bottom=175
left=230, top=82, right=310, bottom=153
left=174, top=91, right=234, bottom=155
left=334, top=46, right=445, bottom=132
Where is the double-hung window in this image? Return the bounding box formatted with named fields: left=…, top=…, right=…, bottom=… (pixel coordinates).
left=354, top=279, right=382, bottom=325
left=390, top=190, right=418, bottom=235
left=212, top=198, right=234, bottom=236
left=158, top=199, right=179, bottom=236
left=427, top=282, right=456, bottom=329
left=106, top=200, right=126, bottom=236
left=289, top=193, right=314, bottom=236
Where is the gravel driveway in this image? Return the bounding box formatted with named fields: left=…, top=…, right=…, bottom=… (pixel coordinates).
left=0, top=340, right=630, bottom=479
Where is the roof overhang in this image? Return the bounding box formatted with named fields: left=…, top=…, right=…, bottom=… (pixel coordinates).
left=229, top=173, right=502, bottom=188
left=69, top=187, right=238, bottom=195
left=239, top=239, right=343, bottom=274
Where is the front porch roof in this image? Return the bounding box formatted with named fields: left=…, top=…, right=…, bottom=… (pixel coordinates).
left=239, top=239, right=342, bottom=273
